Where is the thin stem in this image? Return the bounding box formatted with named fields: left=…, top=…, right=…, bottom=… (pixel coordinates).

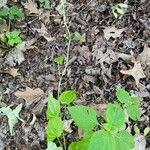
left=57, top=137, right=63, bottom=148
left=63, top=133, right=67, bottom=150
left=57, top=1, right=71, bottom=150
left=8, top=19, right=11, bottom=31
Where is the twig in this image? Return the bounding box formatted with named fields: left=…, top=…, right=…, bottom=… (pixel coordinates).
left=57, top=0, right=71, bottom=96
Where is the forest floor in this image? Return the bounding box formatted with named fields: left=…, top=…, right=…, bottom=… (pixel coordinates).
left=0, top=0, right=150, bottom=149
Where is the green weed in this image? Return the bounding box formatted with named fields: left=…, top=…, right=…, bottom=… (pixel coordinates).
left=46, top=88, right=142, bottom=150
left=1, top=30, right=22, bottom=47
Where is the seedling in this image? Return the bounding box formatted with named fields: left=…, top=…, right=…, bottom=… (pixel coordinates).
left=54, top=55, right=65, bottom=64
left=111, top=3, right=128, bottom=18
left=1, top=30, right=22, bottom=47
left=46, top=88, right=142, bottom=150
left=37, top=0, right=50, bottom=9
left=0, top=5, right=24, bottom=20
left=63, top=31, right=82, bottom=41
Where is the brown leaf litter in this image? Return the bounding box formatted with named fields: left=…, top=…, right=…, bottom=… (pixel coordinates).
left=120, top=59, right=146, bottom=86
left=14, top=86, right=44, bottom=101
left=103, top=26, right=125, bottom=40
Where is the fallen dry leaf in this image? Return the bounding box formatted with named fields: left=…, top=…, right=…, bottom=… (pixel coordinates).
left=33, top=23, right=55, bottom=42
left=4, top=68, right=21, bottom=77
left=134, top=134, right=146, bottom=150
left=120, top=60, right=146, bottom=86
left=5, top=39, right=36, bottom=66
left=138, top=44, right=150, bottom=66
left=64, top=119, right=73, bottom=133
left=89, top=103, right=107, bottom=117
left=23, top=0, right=42, bottom=14
left=103, top=26, right=125, bottom=40
left=14, top=87, right=44, bottom=101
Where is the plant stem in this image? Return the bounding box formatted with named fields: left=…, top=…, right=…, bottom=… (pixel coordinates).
left=57, top=0, right=71, bottom=97
left=63, top=133, right=67, bottom=150
left=57, top=137, right=63, bottom=148
left=57, top=1, right=72, bottom=150
left=8, top=19, right=11, bottom=31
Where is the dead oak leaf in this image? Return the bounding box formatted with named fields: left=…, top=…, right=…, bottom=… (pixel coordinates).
left=33, top=23, right=54, bottom=42
left=103, top=26, right=125, bottom=40
left=120, top=60, right=146, bottom=86
left=14, top=87, right=44, bottom=101
left=4, top=68, right=21, bottom=77
left=23, top=0, right=42, bottom=14
left=138, top=44, right=150, bottom=67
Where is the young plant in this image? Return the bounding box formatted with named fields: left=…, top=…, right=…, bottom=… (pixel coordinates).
left=63, top=31, right=81, bottom=41
left=37, top=0, right=50, bottom=9
left=68, top=88, right=141, bottom=150
left=0, top=5, right=24, bottom=21
left=111, top=3, right=128, bottom=18
left=1, top=30, right=22, bottom=47
left=46, top=90, right=77, bottom=149
left=46, top=88, right=142, bottom=150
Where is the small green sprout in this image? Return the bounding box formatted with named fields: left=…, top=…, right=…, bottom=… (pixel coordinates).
left=54, top=55, right=65, bottom=64
left=63, top=31, right=82, bottom=41
left=1, top=30, right=22, bottom=47
left=112, top=3, right=128, bottom=18
left=74, top=31, right=81, bottom=41
left=63, top=33, right=71, bottom=41
left=37, top=0, right=50, bottom=9
left=0, top=5, right=24, bottom=20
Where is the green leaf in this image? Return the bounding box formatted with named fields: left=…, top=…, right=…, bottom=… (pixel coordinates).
left=103, top=123, right=118, bottom=133
left=46, top=96, right=60, bottom=120
left=118, top=3, right=128, bottom=9
left=105, top=103, right=125, bottom=130
left=127, top=105, right=141, bottom=121
left=0, top=7, right=9, bottom=17
left=68, top=105, right=98, bottom=132
left=9, top=5, right=24, bottom=20
left=13, top=37, right=22, bottom=44
left=74, top=32, right=81, bottom=41
left=127, top=96, right=140, bottom=106
left=0, top=104, right=23, bottom=135
left=144, top=127, right=150, bottom=137
left=134, top=125, right=140, bottom=134
left=116, top=88, right=130, bottom=104
left=63, top=33, right=71, bottom=40
left=47, top=141, right=62, bottom=150
left=39, top=0, right=50, bottom=9
left=7, top=39, right=15, bottom=46
left=69, top=139, right=90, bottom=150
left=54, top=55, right=65, bottom=64
left=11, top=30, right=21, bottom=38
left=58, top=90, right=77, bottom=105
left=88, top=130, right=115, bottom=150
left=46, top=117, right=63, bottom=141
left=115, top=130, right=134, bottom=150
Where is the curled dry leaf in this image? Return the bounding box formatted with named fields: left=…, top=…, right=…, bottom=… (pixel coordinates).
left=23, top=0, right=42, bottom=15
left=33, top=23, right=55, bottom=42
left=103, top=26, right=125, bottom=40
left=4, top=68, right=21, bottom=77
left=120, top=60, right=146, bottom=86
left=14, top=86, right=44, bottom=101
left=64, top=119, right=73, bottom=133
left=5, top=39, right=36, bottom=66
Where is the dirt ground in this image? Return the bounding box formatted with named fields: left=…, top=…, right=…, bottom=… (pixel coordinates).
left=0, top=0, right=150, bottom=149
